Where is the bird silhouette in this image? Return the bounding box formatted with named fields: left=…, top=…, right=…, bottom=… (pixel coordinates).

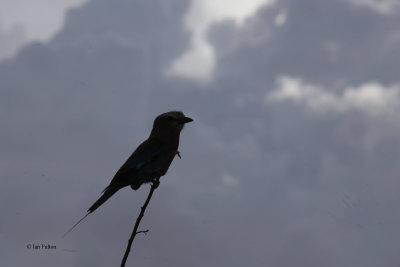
left=63, top=111, right=193, bottom=237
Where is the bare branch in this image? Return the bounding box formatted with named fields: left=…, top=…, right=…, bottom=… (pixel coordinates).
left=120, top=179, right=160, bottom=267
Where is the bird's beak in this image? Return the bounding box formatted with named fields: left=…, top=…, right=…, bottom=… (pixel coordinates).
left=181, top=116, right=193, bottom=124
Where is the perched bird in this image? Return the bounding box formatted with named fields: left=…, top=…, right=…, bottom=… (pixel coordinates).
left=63, top=111, right=193, bottom=237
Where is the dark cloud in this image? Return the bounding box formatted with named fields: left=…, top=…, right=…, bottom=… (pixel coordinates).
left=1, top=0, right=400, bottom=266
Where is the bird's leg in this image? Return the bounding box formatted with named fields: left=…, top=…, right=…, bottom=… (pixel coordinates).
left=152, top=177, right=160, bottom=189
left=176, top=151, right=181, bottom=159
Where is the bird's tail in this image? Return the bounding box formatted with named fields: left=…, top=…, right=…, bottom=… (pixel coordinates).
left=62, top=212, right=90, bottom=238
left=87, top=184, right=120, bottom=213
left=62, top=185, right=120, bottom=238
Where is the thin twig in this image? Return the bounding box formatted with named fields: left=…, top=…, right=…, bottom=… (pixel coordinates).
left=120, top=179, right=160, bottom=267
left=136, top=230, right=149, bottom=235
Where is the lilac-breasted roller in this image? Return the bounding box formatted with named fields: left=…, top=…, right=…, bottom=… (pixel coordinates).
left=63, top=111, right=192, bottom=237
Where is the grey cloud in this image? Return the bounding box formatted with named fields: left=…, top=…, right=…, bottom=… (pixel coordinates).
left=210, top=0, right=400, bottom=88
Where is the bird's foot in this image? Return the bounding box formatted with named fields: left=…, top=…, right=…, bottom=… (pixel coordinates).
left=152, top=179, right=160, bottom=189
left=176, top=151, right=181, bottom=159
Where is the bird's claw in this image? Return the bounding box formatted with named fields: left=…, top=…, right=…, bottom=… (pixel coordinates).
left=152, top=179, right=160, bottom=189
left=176, top=151, right=181, bottom=159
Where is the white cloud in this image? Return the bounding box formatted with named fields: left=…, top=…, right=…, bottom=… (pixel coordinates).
left=267, top=75, right=400, bottom=116
left=0, top=0, right=88, bottom=41
left=346, top=0, right=400, bottom=15
left=0, top=24, right=27, bottom=61
left=167, top=0, right=275, bottom=82
left=274, top=9, right=287, bottom=27
left=0, top=0, right=87, bottom=62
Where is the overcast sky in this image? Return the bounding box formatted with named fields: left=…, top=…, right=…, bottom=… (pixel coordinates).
left=1, top=0, right=400, bottom=266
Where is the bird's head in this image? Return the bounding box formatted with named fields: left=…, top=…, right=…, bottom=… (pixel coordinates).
left=151, top=111, right=193, bottom=136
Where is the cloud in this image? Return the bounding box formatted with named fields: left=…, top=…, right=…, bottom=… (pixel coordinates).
left=0, top=0, right=88, bottom=62
left=167, top=0, right=275, bottom=81
left=346, top=0, right=400, bottom=15
left=220, top=172, right=238, bottom=187
left=267, top=75, right=400, bottom=116
left=0, top=23, right=27, bottom=61
left=274, top=9, right=287, bottom=26
left=0, top=0, right=88, bottom=41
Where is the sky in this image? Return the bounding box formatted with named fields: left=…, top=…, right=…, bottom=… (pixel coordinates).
left=1, top=0, right=400, bottom=266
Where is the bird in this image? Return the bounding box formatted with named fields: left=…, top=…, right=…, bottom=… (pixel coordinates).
left=63, top=111, right=193, bottom=237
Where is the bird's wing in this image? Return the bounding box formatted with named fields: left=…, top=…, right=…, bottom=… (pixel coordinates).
left=127, top=140, right=163, bottom=169
left=106, top=139, right=163, bottom=188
